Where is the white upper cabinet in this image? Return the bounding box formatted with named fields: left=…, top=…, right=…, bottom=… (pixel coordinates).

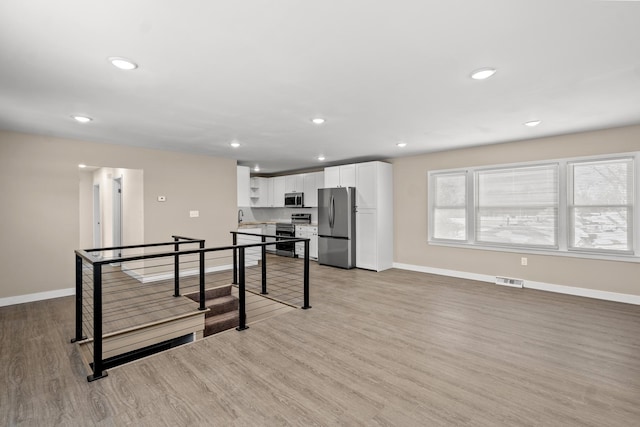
left=303, top=171, right=324, bottom=207
left=265, top=178, right=274, bottom=207
left=273, top=176, right=285, bottom=207
left=340, top=164, right=356, bottom=187
left=324, top=164, right=355, bottom=188
left=324, top=166, right=340, bottom=188
left=285, top=174, right=304, bottom=193
left=237, top=166, right=251, bottom=207
left=355, top=162, right=377, bottom=209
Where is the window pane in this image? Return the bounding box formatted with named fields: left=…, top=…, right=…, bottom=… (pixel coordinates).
left=435, top=174, right=466, bottom=206
left=478, top=166, right=558, bottom=206
left=434, top=208, right=466, bottom=240
left=570, top=158, right=633, bottom=252
left=477, top=207, right=557, bottom=246
left=476, top=165, right=558, bottom=247
left=432, top=173, right=467, bottom=241
left=572, top=208, right=630, bottom=251
left=573, top=159, right=632, bottom=205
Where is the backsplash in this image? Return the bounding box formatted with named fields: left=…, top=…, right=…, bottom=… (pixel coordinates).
left=239, top=207, right=317, bottom=223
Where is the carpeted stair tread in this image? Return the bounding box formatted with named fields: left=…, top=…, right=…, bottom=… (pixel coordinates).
left=204, top=311, right=239, bottom=336
left=185, top=285, right=232, bottom=303
left=204, top=295, right=239, bottom=317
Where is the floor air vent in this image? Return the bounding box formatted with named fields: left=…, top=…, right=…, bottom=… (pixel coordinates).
left=495, top=276, right=524, bottom=288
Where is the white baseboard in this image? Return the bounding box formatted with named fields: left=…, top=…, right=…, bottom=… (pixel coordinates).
left=0, top=261, right=262, bottom=307
left=0, top=288, right=75, bottom=308
left=392, top=262, right=640, bottom=305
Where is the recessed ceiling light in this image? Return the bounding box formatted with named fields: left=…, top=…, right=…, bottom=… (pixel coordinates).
left=230, top=140, right=241, bottom=148
left=78, top=164, right=87, bottom=168
left=317, top=155, right=326, bottom=161
left=311, top=118, right=325, bottom=125
left=396, top=142, right=407, bottom=148
left=109, top=57, right=138, bottom=70
left=254, top=165, right=260, bottom=172
left=72, top=115, right=92, bottom=123
left=524, top=120, right=542, bottom=127
left=470, top=68, right=497, bottom=80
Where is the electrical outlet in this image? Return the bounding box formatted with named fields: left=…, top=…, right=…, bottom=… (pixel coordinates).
left=521, top=257, right=528, bottom=266
left=189, top=210, right=199, bottom=218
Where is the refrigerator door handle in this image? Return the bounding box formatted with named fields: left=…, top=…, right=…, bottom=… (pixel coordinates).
left=330, top=195, right=335, bottom=228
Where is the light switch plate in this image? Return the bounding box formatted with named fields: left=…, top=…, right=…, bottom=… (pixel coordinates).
left=189, top=210, right=199, bottom=218
left=157, top=196, right=166, bottom=202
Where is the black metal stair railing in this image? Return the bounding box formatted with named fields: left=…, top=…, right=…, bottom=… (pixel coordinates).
left=72, top=233, right=311, bottom=382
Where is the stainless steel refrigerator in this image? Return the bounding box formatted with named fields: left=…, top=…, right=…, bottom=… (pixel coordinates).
left=318, top=187, right=356, bottom=269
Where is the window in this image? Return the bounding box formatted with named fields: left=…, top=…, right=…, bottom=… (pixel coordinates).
left=568, top=158, right=633, bottom=253
left=432, top=173, right=467, bottom=240
left=476, top=165, right=558, bottom=248
left=428, top=153, right=638, bottom=260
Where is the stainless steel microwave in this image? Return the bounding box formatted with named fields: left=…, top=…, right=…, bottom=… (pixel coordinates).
left=284, top=192, right=304, bottom=207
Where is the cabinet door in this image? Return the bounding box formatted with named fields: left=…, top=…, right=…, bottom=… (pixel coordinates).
left=355, top=162, right=377, bottom=209
left=303, top=172, right=319, bottom=207
left=273, top=177, right=285, bottom=207
left=324, top=166, right=340, bottom=188
left=356, top=209, right=377, bottom=270
left=237, top=166, right=251, bottom=207
left=309, top=226, right=318, bottom=259
left=265, top=178, right=274, bottom=207
left=265, top=224, right=277, bottom=252
left=285, top=174, right=304, bottom=192
left=340, top=164, right=356, bottom=188
left=259, top=178, right=271, bottom=207
left=295, top=226, right=305, bottom=257
left=236, top=227, right=262, bottom=265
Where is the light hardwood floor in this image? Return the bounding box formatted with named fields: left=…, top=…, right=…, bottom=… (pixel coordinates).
left=2, top=264, right=640, bottom=426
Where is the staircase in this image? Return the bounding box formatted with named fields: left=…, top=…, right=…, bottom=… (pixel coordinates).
left=185, top=285, right=239, bottom=337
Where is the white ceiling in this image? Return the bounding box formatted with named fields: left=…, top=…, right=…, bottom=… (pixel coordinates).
left=1, top=0, right=639, bottom=174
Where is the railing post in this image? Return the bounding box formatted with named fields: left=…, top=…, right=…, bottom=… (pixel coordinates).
left=232, top=233, right=238, bottom=285
left=236, top=247, right=249, bottom=331
left=302, top=239, right=311, bottom=309
left=88, top=263, right=107, bottom=381
left=261, top=235, right=268, bottom=295
left=173, top=236, right=180, bottom=297
left=198, top=241, right=206, bottom=311
left=71, top=254, right=86, bottom=343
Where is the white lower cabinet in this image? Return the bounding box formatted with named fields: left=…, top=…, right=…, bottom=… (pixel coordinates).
left=309, top=227, right=318, bottom=259
left=355, top=210, right=377, bottom=270
left=236, top=227, right=262, bottom=265
left=265, top=224, right=276, bottom=253
left=295, top=225, right=318, bottom=260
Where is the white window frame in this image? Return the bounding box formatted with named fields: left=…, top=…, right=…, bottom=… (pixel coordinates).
left=427, top=152, right=640, bottom=263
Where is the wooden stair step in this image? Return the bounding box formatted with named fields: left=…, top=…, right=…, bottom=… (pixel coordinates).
left=204, top=311, right=239, bottom=336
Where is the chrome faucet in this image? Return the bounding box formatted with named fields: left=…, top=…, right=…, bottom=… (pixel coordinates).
left=238, top=209, right=244, bottom=224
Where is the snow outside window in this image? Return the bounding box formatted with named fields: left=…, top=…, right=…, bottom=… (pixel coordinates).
left=432, top=173, right=467, bottom=240
left=476, top=165, right=559, bottom=248
left=569, top=158, right=634, bottom=253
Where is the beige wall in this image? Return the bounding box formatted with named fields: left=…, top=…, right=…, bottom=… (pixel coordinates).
left=0, top=130, right=237, bottom=300
left=392, top=125, right=640, bottom=296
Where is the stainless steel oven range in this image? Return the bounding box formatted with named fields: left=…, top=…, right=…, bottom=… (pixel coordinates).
left=276, top=213, right=311, bottom=257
